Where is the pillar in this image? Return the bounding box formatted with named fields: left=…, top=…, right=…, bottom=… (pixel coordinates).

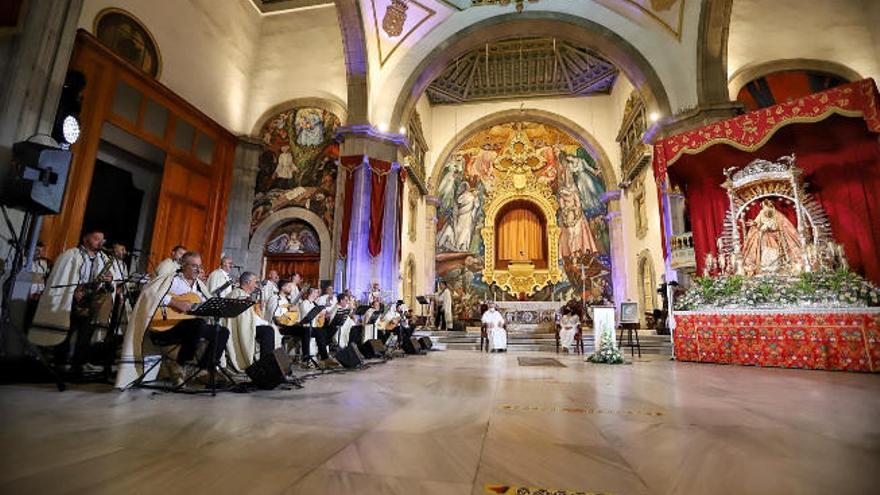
left=221, top=137, right=262, bottom=272
left=602, top=190, right=626, bottom=314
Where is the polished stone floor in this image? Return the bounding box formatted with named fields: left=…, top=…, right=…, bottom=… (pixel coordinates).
left=1, top=351, right=879, bottom=495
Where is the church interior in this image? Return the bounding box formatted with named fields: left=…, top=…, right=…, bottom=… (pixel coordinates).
left=1, top=1, right=879, bottom=494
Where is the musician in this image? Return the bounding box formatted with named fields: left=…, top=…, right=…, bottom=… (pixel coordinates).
left=434, top=280, right=453, bottom=331
left=362, top=299, right=383, bottom=341
left=368, top=281, right=383, bottom=305
left=481, top=301, right=507, bottom=352
left=207, top=256, right=234, bottom=297
left=30, top=230, right=113, bottom=375
left=326, top=292, right=355, bottom=349
left=25, top=242, right=52, bottom=327
left=154, top=245, right=186, bottom=277
left=101, top=242, right=134, bottom=335
left=260, top=270, right=281, bottom=317
left=398, top=304, right=414, bottom=342
left=316, top=284, right=336, bottom=307
left=295, top=287, right=338, bottom=367
left=224, top=272, right=280, bottom=371
left=377, top=301, right=401, bottom=344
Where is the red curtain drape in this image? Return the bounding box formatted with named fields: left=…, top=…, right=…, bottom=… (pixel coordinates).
left=338, top=155, right=362, bottom=258
left=667, top=115, right=880, bottom=283
left=369, top=159, right=392, bottom=258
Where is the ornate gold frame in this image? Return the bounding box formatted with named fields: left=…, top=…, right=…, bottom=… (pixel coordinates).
left=480, top=127, right=563, bottom=296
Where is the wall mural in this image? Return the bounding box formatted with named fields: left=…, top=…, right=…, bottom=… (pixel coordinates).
left=252, top=107, right=341, bottom=233
left=435, top=121, right=612, bottom=320
left=265, top=220, right=321, bottom=254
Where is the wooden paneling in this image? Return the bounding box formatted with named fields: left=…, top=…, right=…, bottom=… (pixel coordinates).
left=265, top=254, right=320, bottom=289
left=40, top=30, right=235, bottom=270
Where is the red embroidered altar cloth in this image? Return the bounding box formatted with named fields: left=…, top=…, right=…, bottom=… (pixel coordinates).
left=674, top=309, right=880, bottom=372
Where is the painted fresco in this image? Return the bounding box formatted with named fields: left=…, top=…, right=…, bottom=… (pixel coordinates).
left=265, top=220, right=321, bottom=254
left=435, top=121, right=612, bottom=318
left=252, top=107, right=341, bottom=233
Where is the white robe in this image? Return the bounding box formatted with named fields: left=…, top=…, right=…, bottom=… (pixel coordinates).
left=153, top=258, right=179, bottom=277
left=224, top=288, right=280, bottom=371
left=29, top=258, right=50, bottom=296
left=453, top=190, right=477, bottom=251
left=559, top=314, right=580, bottom=351
left=114, top=273, right=210, bottom=389
left=29, top=247, right=109, bottom=347
left=206, top=268, right=233, bottom=297
left=435, top=288, right=453, bottom=330
left=481, top=309, right=507, bottom=350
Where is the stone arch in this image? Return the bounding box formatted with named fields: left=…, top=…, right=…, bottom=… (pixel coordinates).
left=637, top=249, right=657, bottom=322
left=388, top=12, right=673, bottom=132
left=334, top=0, right=369, bottom=125
left=696, top=0, right=734, bottom=105
left=428, top=109, right=618, bottom=199
left=248, top=207, right=334, bottom=281
left=727, top=59, right=863, bottom=100
left=250, top=97, right=348, bottom=137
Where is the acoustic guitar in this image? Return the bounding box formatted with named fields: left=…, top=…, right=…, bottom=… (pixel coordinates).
left=149, top=292, right=202, bottom=332
left=274, top=308, right=300, bottom=327
left=376, top=316, right=401, bottom=332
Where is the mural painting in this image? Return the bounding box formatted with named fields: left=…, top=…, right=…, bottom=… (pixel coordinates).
left=252, top=107, right=341, bottom=233
left=435, top=121, right=612, bottom=321
left=265, top=220, right=321, bottom=254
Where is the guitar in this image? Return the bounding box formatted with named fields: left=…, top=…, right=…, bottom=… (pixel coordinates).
left=376, top=316, right=401, bottom=331
left=149, top=292, right=202, bottom=331
left=274, top=307, right=300, bottom=327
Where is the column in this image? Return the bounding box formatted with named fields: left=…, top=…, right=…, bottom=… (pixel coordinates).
left=222, top=137, right=262, bottom=272
left=602, top=191, right=627, bottom=314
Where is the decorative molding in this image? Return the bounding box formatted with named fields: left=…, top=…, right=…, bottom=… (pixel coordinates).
left=370, top=0, right=437, bottom=67
left=616, top=90, right=651, bottom=183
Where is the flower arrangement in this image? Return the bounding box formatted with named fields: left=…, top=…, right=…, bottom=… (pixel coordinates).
left=675, top=269, right=880, bottom=311
left=587, top=323, right=624, bottom=364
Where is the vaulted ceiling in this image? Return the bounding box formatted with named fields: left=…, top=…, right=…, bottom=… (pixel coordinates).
left=426, top=37, right=619, bottom=104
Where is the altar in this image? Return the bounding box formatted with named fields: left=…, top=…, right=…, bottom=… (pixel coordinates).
left=495, top=301, right=562, bottom=332
left=674, top=309, right=880, bottom=372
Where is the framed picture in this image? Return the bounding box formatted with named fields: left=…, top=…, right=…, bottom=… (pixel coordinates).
left=620, top=302, right=639, bottom=324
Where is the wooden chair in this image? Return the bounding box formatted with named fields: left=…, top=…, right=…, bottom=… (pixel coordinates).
left=480, top=324, right=489, bottom=352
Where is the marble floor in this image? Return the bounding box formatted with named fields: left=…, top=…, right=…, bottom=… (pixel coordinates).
left=1, top=351, right=879, bottom=495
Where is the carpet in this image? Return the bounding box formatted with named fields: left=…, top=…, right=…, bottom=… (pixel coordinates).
left=517, top=357, right=566, bottom=367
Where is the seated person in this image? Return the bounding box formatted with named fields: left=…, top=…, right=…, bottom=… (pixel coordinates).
left=377, top=301, right=402, bottom=344
left=362, top=299, right=383, bottom=341
left=147, top=252, right=230, bottom=383
left=326, top=293, right=356, bottom=348
left=558, top=306, right=580, bottom=353
left=481, top=301, right=507, bottom=352
left=224, top=272, right=279, bottom=371
left=397, top=303, right=414, bottom=342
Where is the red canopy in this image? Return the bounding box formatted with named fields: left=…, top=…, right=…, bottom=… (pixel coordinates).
left=652, top=79, right=880, bottom=283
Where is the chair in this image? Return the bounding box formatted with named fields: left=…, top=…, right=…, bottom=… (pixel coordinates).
left=480, top=324, right=489, bottom=352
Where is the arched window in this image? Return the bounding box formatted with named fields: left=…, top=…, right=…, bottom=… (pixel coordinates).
left=95, top=9, right=160, bottom=77
left=736, top=69, right=847, bottom=111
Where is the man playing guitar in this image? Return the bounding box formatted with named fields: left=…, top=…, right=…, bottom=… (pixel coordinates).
left=147, top=252, right=230, bottom=384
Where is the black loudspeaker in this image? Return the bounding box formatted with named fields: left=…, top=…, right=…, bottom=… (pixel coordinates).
left=359, top=339, right=385, bottom=359
left=246, top=348, right=291, bottom=390
left=335, top=344, right=365, bottom=369
left=2, top=141, right=72, bottom=215
left=418, top=336, right=433, bottom=351
left=402, top=337, right=424, bottom=355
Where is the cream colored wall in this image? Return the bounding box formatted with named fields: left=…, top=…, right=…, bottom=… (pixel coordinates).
left=78, top=1, right=349, bottom=135
left=728, top=0, right=880, bottom=90
left=78, top=0, right=261, bottom=134
left=245, top=5, right=348, bottom=131
left=400, top=94, right=434, bottom=298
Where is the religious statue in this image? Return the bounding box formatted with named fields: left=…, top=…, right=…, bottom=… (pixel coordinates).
left=741, top=199, right=804, bottom=276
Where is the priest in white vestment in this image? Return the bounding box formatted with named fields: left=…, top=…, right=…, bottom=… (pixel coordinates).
left=558, top=307, right=581, bottom=353
left=434, top=281, right=453, bottom=331
left=260, top=270, right=280, bottom=320
left=481, top=301, right=507, bottom=352
left=153, top=245, right=187, bottom=277
left=207, top=256, right=234, bottom=297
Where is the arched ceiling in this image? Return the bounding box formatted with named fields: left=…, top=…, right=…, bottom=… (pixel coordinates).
left=359, top=0, right=703, bottom=128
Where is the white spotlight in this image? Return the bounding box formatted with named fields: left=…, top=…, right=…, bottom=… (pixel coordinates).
left=649, top=112, right=660, bottom=123
left=399, top=126, right=407, bottom=135
left=378, top=123, right=389, bottom=133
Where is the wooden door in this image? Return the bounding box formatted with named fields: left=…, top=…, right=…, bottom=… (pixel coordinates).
left=150, top=159, right=212, bottom=266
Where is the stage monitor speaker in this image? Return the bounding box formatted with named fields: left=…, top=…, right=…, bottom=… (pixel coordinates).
left=335, top=344, right=365, bottom=369
left=402, top=337, right=424, bottom=355
left=2, top=141, right=72, bottom=215
left=418, top=336, right=433, bottom=351
left=359, top=339, right=385, bottom=359
left=246, top=348, right=291, bottom=390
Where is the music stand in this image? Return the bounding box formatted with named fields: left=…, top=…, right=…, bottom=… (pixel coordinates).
left=298, top=305, right=325, bottom=367
left=180, top=297, right=254, bottom=395
left=416, top=296, right=430, bottom=317
left=355, top=305, right=370, bottom=316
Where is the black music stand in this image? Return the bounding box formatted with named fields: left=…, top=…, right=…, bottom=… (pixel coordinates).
left=177, top=297, right=254, bottom=395
left=298, top=304, right=325, bottom=368
left=416, top=296, right=430, bottom=317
